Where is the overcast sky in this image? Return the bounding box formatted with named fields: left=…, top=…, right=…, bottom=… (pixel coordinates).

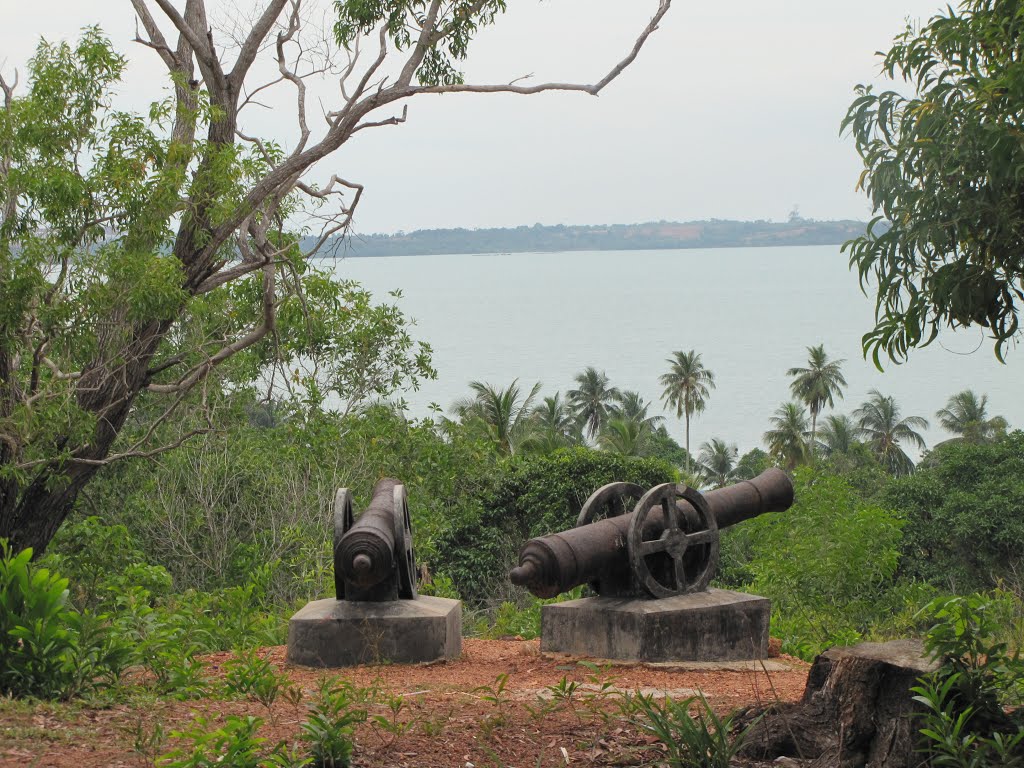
left=2, top=0, right=946, bottom=235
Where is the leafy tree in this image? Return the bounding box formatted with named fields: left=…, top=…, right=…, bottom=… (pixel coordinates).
left=608, top=390, right=663, bottom=429
left=644, top=424, right=692, bottom=468
left=520, top=393, right=580, bottom=454
left=935, top=390, right=1008, bottom=443
left=817, top=414, right=860, bottom=457
left=451, top=379, right=542, bottom=455
left=842, top=0, right=1024, bottom=363
left=598, top=418, right=649, bottom=457
left=735, top=448, right=770, bottom=480
left=763, top=402, right=810, bottom=470
left=787, top=344, right=846, bottom=457
left=854, top=390, right=929, bottom=476
left=567, top=367, right=621, bottom=442
left=659, top=350, right=716, bottom=473
left=888, top=431, right=1024, bottom=593
left=0, top=1, right=672, bottom=553
left=697, top=438, right=739, bottom=488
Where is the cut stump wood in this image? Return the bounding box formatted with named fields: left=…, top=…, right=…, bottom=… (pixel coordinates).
left=738, top=639, right=938, bottom=768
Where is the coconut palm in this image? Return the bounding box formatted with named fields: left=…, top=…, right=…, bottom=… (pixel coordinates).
left=697, top=438, right=740, bottom=488
left=816, top=414, right=859, bottom=456
left=451, top=379, right=542, bottom=455
left=787, top=344, right=847, bottom=459
left=521, top=393, right=580, bottom=453
left=935, top=390, right=1008, bottom=443
left=659, top=350, right=716, bottom=473
left=599, top=418, right=649, bottom=457
left=763, top=402, right=810, bottom=469
left=567, top=367, right=621, bottom=442
left=608, top=390, right=664, bottom=429
left=854, top=390, right=928, bottom=475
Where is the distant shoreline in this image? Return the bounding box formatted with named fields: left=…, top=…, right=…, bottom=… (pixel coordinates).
left=311, top=218, right=873, bottom=258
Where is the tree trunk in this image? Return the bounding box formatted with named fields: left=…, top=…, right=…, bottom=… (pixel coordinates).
left=738, top=639, right=938, bottom=768
left=684, top=412, right=690, bottom=473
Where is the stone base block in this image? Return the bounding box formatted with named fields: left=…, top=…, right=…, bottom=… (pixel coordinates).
left=286, top=596, right=461, bottom=668
left=541, top=589, right=770, bottom=663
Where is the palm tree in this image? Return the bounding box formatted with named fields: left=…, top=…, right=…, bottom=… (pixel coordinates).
left=599, top=418, right=649, bottom=457
left=935, top=390, right=1008, bottom=443
left=787, top=344, right=847, bottom=459
left=521, top=393, right=580, bottom=453
left=854, top=389, right=928, bottom=475
left=608, top=390, right=664, bottom=429
left=816, top=414, right=859, bottom=457
left=567, top=367, right=621, bottom=442
left=697, top=438, right=739, bottom=488
left=451, top=379, right=542, bottom=454
left=659, top=350, right=715, bottom=473
left=763, top=402, right=810, bottom=469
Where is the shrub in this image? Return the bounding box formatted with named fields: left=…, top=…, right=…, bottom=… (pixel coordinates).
left=912, top=595, right=1024, bottom=766
left=721, top=468, right=905, bottom=658
left=889, top=432, right=1024, bottom=594
left=300, top=680, right=368, bottom=768
left=626, top=691, right=749, bottom=768
left=0, top=542, right=131, bottom=699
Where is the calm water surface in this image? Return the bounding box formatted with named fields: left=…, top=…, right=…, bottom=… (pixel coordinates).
left=331, top=246, right=1021, bottom=458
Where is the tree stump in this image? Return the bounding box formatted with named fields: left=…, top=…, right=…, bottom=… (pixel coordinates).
left=738, top=639, right=939, bottom=768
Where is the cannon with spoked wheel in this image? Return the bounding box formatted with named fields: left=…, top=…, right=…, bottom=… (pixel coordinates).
left=510, top=468, right=794, bottom=599
left=510, top=468, right=795, bottom=662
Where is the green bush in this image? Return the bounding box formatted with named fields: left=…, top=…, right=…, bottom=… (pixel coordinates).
left=0, top=542, right=131, bottom=699
left=721, top=468, right=905, bottom=658
left=626, top=691, right=749, bottom=768
left=157, top=714, right=301, bottom=768
left=889, top=432, right=1024, bottom=593
left=300, top=680, right=368, bottom=768
left=913, top=595, right=1024, bottom=766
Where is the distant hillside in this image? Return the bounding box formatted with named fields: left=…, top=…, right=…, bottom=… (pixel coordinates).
left=323, top=218, right=870, bottom=258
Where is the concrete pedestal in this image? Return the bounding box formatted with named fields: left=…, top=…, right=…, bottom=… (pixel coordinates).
left=541, top=589, right=770, bottom=662
left=286, top=596, right=461, bottom=667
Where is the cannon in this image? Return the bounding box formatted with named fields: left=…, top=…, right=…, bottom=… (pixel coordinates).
left=510, top=468, right=794, bottom=600
left=287, top=478, right=461, bottom=668
left=333, top=478, right=417, bottom=602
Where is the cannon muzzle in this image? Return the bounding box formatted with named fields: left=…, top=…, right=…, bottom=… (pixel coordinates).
left=334, top=478, right=418, bottom=601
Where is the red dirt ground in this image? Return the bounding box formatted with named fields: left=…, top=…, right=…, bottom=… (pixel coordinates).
left=0, top=639, right=809, bottom=768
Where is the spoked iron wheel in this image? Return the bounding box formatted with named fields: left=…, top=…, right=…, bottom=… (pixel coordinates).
left=393, top=484, right=418, bottom=599
left=626, top=483, right=719, bottom=597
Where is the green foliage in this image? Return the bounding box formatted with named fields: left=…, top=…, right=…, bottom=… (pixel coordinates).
left=912, top=595, right=1024, bottom=766
left=300, top=680, right=368, bottom=768
left=723, top=468, right=905, bottom=658
left=626, top=692, right=748, bottom=768
left=889, top=432, right=1024, bottom=592
left=157, top=714, right=300, bottom=768
left=334, top=1, right=508, bottom=86
left=842, top=0, right=1024, bottom=363
left=222, top=648, right=300, bottom=711
left=434, top=447, right=674, bottom=603
left=0, top=542, right=131, bottom=699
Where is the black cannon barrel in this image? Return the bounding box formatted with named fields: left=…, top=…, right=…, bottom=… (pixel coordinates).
left=336, top=477, right=400, bottom=589
left=509, top=468, right=793, bottom=598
